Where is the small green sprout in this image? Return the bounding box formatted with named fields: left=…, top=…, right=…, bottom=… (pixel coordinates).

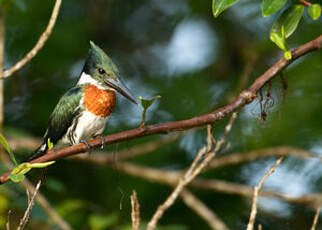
left=138, top=95, right=161, bottom=127
left=47, top=138, right=54, bottom=150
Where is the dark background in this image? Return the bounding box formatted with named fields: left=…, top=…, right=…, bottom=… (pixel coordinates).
left=1, top=0, right=322, bottom=229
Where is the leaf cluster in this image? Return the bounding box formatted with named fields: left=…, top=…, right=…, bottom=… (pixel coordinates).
left=212, top=0, right=321, bottom=59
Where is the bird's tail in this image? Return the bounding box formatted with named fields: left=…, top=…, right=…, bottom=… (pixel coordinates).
left=23, top=142, right=48, bottom=162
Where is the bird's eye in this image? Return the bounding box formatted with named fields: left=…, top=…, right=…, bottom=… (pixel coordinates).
left=98, top=68, right=105, bottom=74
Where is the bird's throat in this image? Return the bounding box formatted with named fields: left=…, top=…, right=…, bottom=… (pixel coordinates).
left=83, top=84, right=116, bottom=117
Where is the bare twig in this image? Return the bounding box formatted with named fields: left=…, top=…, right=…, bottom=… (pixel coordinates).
left=181, top=189, right=229, bottom=230
left=131, top=190, right=140, bottom=230
left=0, top=35, right=321, bottom=185
left=17, top=180, right=42, bottom=230
left=246, top=157, right=284, bottom=230
left=310, top=207, right=321, bottom=230
left=147, top=113, right=237, bottom=230
left=2, top=0, right=62, bottom=78
left=21, top=179, right=73, bottom=230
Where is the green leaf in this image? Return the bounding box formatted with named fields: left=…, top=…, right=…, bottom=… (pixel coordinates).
left=27, top=161, right=55, bottom=168
left=271, top=5, right=304, bottom=39
left=262, top=0, right=287, bottom=17
left=0, top=132, right=17, bottom=166
left=139, top=95, right=161, bottom=127
left=308, top=4, right=321, bottom=20
left=9, top=161, right=55, bottom=184
left=212, top=0, right=239, bottom=18
left=47, top=138, right=54, bottom=150
left=270, top=25, right=287, bottom=51
left=9, top=173, right=25, bottom=183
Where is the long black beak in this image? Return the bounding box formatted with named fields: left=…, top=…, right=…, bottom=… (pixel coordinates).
left=104, top=77, right=138, bottom=105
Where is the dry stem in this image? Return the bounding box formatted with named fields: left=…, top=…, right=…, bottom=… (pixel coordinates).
left=246, top=157, right=284, bottom=230
left=2, top=0, right=62, bottom=78
left=17, top=180, right=41, bottom=230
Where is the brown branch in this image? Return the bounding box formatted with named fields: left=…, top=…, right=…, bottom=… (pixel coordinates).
left=310, top=207, right=321, bottom=230
left=181, top=189, right=229, bottom=230
left=1, top=0, right=62, bottom=79
left=0, top=35, right=321, bottom=185
left=246, top=157, right=284, bottom=230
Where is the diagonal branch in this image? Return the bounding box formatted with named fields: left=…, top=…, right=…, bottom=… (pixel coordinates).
left=2, top=0, right=62, bottom=79
left=246, top=157, right=284, bottom=230
left=181, top=189, right=229, bottom=230
left=0, top=34, right=321, bottom=185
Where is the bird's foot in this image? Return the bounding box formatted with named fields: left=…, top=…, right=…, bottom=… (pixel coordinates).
left=99, top=135, right=105, bottom=149
left=94, top=135, right=105, bottom=149
left=81, top=140, right=92, bottom=153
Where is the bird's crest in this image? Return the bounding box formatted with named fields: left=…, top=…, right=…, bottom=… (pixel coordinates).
left=82, top=41, right=119, bottom=76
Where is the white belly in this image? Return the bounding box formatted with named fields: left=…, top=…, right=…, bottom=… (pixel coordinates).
left=60, top=111, right=108, bottom=145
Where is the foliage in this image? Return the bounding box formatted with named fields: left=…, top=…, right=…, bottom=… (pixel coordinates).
left=0, top=132, right=54, bottom=182
left=0, top=132, right=17, bottom=166
left=212, top=0, right=321, bottom=58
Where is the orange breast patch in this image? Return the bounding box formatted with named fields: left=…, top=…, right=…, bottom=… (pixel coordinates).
left=84, top=85, right=116, bottom=117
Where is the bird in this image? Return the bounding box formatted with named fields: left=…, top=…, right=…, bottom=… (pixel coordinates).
left=26, top=41, right=137, bottom=161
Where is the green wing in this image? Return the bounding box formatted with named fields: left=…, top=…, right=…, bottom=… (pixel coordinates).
left=44, top=86, right=84, bottom=145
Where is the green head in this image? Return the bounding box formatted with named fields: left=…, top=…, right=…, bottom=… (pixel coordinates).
left=82, top=41, right=137, bottom=104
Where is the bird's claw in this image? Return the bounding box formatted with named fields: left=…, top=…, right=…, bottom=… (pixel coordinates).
left=99, top=136, right=105, bottom=150
left=81, top=140, right=92, bottom=153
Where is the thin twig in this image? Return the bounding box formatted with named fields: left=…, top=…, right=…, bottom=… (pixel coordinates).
left=310, top=207, right=321, bottom=230
left=21, top=179, right=73, bottom=230
left=2, top=0, right=62, bottom=78
left=246, top=157, right=284, bottom=230
left=181, top=189, right=229, bottom=230
left=17, top=180, right=42, bottom=230
left=147, top=113, right=237, bottom=230
left=131, top=190, right=140, bottom=230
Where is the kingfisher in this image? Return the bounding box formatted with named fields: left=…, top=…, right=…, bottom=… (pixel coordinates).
left=27, top=41, right=137, bottom=161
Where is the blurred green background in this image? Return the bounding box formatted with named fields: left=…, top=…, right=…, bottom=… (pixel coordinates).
left=1, top=0, right=322, bottom=229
